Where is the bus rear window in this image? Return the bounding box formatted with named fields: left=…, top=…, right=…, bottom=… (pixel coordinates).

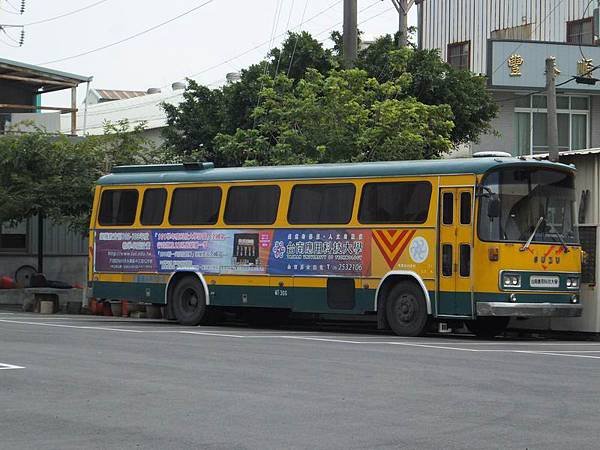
left=288, top=184, right=355, bottom=224
left=140, top=188, right=167, bottom=226
left=225, top=186, right=280, bottom=225
left=358, top=181, right=431, bottom=224
left=98, top=189, right=139, bottom=226
left=169, top=187, right=222, bottom=225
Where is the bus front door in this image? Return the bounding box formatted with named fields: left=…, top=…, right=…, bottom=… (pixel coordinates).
left=437, top=186, right=474, bottom=317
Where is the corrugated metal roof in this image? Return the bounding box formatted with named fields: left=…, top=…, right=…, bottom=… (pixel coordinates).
left=0, top=56, right=92, bottom=85
left=60, top=88, right=184, bottom=134
left=525, top=148, right=600, bottom=159
left=97, top=158, right=575, bottom=186
left=95, top=89, right=147, bottom=101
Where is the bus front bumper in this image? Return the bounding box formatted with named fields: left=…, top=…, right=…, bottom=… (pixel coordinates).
left=476, top=302, right=583, bottom=318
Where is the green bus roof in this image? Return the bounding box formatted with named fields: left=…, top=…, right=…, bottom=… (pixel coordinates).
left=97, top=157, right=575, bottom=186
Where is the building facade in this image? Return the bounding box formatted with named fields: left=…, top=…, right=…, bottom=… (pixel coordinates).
left=0, top=58, right=91, bottom=285
left=419, top=0, right=600, bottom=156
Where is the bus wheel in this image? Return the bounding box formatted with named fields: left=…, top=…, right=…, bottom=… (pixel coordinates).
left=465, top=317, right=510, bottom=338
left=385, top=282, right=428, bottom=337
left=171, top=276, right=207, bottom=326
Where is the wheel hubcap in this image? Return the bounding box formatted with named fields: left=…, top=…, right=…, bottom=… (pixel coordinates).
left=181, top=288, right=200, bottom=313
left=394, top=294, right=416, bottom=324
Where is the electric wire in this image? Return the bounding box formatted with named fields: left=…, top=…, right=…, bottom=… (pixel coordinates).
left=22, top=0, right=110, bottom=27
left=0, top=25, right=19, bottom=43
left=81, top=0, right=387, bottom=120
left=577, top=0, right=596, bottom=61
left=287, top=0, right=310, bottom=76
left=40, top=0, right=217, bottom=65
left=82, top=0, right=347, bottom=117
left=83, top=1, right=393, bottom=125
left=490, top=0, right=566, bottom=77
left=275, top=0, right=296, bottom=75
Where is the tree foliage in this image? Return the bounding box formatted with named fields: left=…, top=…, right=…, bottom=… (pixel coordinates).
left=215, top=69, right=454, bottom=166
left=162, top=31, right=497, bottom=166
left=0, top=121, right=160, bottom=233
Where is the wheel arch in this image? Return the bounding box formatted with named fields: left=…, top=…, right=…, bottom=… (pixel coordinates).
left=165, top=270, right=210, bottom=306
left=375, top=271, right=432, bottom=329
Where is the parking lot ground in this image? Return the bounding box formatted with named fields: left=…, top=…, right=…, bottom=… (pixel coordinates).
left=1, top=312, right=599, bottom=450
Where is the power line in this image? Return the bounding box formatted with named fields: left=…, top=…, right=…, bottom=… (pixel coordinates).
left=287, top=0, right=311, bottom=76
left=82, top=0, right=388, bottom=120
left=40, top=0, right=217, bottom=65
left=577, top=0, right=596, bottom=61
left=183, top=0, right=342, bottom=82
left=495, top=63, right=600, bottom=105
left=22, top=0, right=110, bottom=27
left=490, top=0, right=566, bottom=77
left=82, top=1, right=347, bottom=117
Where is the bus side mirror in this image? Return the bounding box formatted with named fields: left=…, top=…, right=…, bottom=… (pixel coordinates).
left=488, top=198, right=500, bottom=218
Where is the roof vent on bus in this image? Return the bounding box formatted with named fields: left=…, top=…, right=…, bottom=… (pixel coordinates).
left=472, top=151, right=512, bottom=158
left=183, top=162, right=214, bottom=170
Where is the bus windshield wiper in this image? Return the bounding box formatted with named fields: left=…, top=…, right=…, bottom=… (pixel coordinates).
left=520, top=216, right=544, bottom=252
left=549, top=226, right=569, bottom=253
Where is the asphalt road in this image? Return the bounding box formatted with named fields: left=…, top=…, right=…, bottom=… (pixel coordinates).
left=1, top=312, right=599, bottom=450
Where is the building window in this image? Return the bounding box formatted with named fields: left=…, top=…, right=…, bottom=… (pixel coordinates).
left=567, top=18, right=594, bottom=45
left=0, top=221, right=27, bottom=252
left=447, top=41, right=470, bottom=70
left=514, top=95, right=589, bottom=156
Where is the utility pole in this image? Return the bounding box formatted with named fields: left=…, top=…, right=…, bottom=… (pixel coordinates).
left=391, top=0, right=415, bottom=47
left=546, top=57, right=560, bottom=162
left=343, top=0, right=357, bottom=68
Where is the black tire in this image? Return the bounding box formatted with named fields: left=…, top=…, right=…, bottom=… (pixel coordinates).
left=385, top=282, right=429, bottom=337
left=465, top=317, right=510, bottom=338
left=171, top=276, right=207, bottom=326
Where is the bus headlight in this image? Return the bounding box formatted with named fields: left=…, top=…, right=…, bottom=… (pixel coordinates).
left=502, top=273, right=521, bottom=288
left=566, top=277, right=579, bottom=289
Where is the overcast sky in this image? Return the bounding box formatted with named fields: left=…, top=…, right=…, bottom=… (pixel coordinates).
left=1, top=0, right=417, bottom=106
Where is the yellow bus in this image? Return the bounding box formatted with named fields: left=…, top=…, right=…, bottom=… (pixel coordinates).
left=89, top=156, right=582, bottom=337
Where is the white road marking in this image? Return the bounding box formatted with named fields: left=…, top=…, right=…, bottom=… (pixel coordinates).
left=0, top=363, right=24, bottom=370
left=512, top=350, right=600, bottom=360
left=1, top=318, right=600, bottom=361
left=0, top=319, right=143, bottom=333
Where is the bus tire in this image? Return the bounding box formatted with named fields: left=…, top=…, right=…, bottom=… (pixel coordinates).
left=171, top=276, right=207, bottom=326
left=465, top=317, right=510, bottom=338
left=385, top=281, right=428, bottom=337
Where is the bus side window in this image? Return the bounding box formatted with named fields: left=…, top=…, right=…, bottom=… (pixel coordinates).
left=442, top=192, right=453, bottom=225
left=459, top=244, right=471, bottom=277
left=460, top=192, right=471, bottom=225
left=288, top=184, right=355, bottom=224
left=442, top=244, right=453, bottom=276
left=225, top=185, right=280, bottom=225
left=98, top=189, right=139, bottom=226
left=169, top=187, right=222, bottom=225
left=140, top=188, right=167, bottom=226
left=358, top=181, right=432, bottom=224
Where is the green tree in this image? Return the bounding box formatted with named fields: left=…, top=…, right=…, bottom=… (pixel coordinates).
left=162, top=80, right=226, bottom=162
left=0, top=120, right=160, bottom=235
left=355, top=35, right=498, bottom=145
left=162, top=32, right=337, bottom=161
left=406, top=48, right=497, bottom=145
left=214, top=69, right=454, bottom=166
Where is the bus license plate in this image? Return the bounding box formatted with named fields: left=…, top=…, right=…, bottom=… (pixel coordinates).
left=530, top=275, right=560, bottom=288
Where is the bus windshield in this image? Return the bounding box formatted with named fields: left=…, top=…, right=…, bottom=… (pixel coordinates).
left=478, top=167, right=579, bottom=244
